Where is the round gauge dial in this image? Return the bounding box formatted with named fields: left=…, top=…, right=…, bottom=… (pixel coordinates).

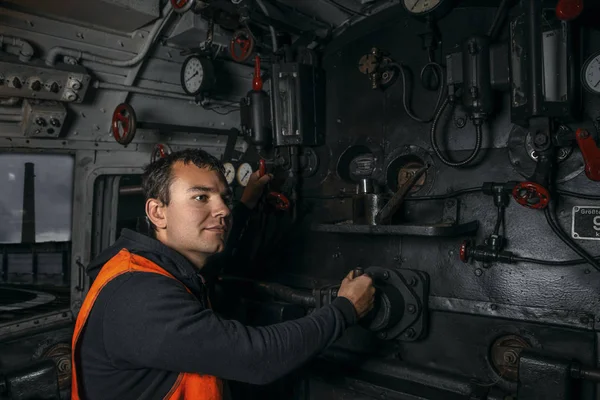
left=401, top=0, right=453, bottom=18
left=236, top=163, right=253, bottom=187
left=223, top=162, right=235, bottom=185
left=180, top=56, right=215, bottom=96
left=582, top=51, right=600, bottom=95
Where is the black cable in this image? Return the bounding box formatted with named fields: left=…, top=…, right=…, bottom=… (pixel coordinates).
left=388, top=62, right=445, bottom=123
left=543, top=203, right=600, bottom=271
left=406, top=187, right=482, bottom=200
left=512, top=255, right=600, bottom=267
left=493, top=205, right=504, bottom=235
left=430, top=97, right=483, bottom=167
left=556, top=189, right=600, bottom=201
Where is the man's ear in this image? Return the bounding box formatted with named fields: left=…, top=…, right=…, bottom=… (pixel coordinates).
left=146, top=198, right=167, bottom=230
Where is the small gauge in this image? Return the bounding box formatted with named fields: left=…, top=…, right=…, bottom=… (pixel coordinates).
left=223, top=162, right=235, bottom=185
left=236, top=162, right=253, bottom=187
left=582, top=51, right=600, bottom=95
left=401, top=0, right=454, bottom=18
left=180, top=55, right=215, bottom=96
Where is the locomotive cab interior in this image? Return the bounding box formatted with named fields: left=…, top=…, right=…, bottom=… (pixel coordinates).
left=1, top=0, right=600, bottom=399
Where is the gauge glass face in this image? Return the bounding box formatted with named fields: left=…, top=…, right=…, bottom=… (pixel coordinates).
left=403, top=0, right=441, bottom=14
left=183, top=57, right=204, bottom=94
left=236, top=163, right=253, bottom=187
left=223, top=162, right=235, bottom=185
left=583, top=54, right=600, bottom=94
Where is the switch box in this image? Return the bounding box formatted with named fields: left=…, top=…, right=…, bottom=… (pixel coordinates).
left=21, top=99, right=67, bottom=138
left=0, top=54, right=91, bottom=103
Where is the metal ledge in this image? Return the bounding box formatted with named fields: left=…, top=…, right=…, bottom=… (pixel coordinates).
left=311, top=221, right=479, bottom=237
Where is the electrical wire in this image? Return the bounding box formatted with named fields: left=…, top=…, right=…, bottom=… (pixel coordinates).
left=543, top=202, right=600, bottom=271
left=493, top=205, right=504, bottom=235
left=430, top=97, right=483, bottom=167
left=511, top=255, right=600, bottom=267
left=388, top=62, right=445, bottom=123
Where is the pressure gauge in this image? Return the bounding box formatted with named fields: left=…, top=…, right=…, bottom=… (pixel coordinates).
left=401, top=0, right=454, bottom=18
left=236, top=162, right=253, bottom=187
left=180, top=55, right=215, bottom=96
left=582, top=51, right=600, bottom=95
left=223, top=162, right=235, bottom=185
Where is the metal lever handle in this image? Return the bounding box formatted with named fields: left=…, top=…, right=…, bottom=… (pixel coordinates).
left=353, top=267, right=364, bottom=278
left=575, top=129, right=600, bottom=181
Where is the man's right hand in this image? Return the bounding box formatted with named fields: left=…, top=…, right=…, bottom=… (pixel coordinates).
left=337, top=270, right=375, bottom=319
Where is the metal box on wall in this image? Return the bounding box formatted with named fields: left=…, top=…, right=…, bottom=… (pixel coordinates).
left=271, top=63, right=325, bottom=147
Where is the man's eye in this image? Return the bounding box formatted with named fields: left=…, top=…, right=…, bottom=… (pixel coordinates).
left=194, top=195, right=209, bottom=202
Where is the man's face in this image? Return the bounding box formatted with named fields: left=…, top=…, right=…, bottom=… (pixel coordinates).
left=161, top=162, right=232, bottom=259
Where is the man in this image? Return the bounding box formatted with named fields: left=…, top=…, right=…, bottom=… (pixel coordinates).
left=72, top=148, right=375, bottom=400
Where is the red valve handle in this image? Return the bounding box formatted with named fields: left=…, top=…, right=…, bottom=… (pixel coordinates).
left=111, top=103, right=137, bottom=146
left=556, top=0, right=583, bottom=21
left=258, top=159, right=267, bottom=178
left=151, top=143, right=172, bottom=163
left=575, top=129, right=600, bottom=181
left=459, top=241, right=469, bottom=263
left=512, top=182, right=550, bottom=209
left=171, top=0, right=190, bottom=9
left=252, top=55, right=263, bottom=91
left=229, top=29, right=255, bottom=63
left=267, top=192, right=291, bottom=211
left=257, top=159, right=290, bottom=211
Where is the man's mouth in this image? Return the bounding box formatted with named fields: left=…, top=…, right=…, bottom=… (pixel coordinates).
left=205, top=225, right=227, bottom=233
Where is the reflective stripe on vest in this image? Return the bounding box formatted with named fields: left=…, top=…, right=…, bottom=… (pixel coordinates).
left=71, top=249, right=223, bottom=400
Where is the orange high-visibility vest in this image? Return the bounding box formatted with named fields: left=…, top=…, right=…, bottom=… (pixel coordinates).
left=71, top=249, right=223, bottom=400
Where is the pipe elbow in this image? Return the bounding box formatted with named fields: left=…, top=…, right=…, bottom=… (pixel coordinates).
left=16, top=39, right=34, bottom=62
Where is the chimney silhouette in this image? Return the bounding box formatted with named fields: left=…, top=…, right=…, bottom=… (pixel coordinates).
left=21, top=162, right=35, bottom=243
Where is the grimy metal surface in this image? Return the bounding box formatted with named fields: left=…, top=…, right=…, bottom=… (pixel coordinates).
left=1, top=0, right=600, bottom=399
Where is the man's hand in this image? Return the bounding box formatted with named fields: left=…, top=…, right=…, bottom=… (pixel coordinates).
left=240, top=171, right=272, bottom=209
left=337, top=270, right=375, bottom=319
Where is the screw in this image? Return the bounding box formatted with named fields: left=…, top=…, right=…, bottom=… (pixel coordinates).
left=475, top=268, right=483, bottom=276
left=407, top=304, right=416, bottom=314
left=490, top=304, right=498, bottom=310
left=534, top=132, right=548, bottom=146
left=405, top=328, right=416, bottom=339
left=454, top=116, right=467, bottom=128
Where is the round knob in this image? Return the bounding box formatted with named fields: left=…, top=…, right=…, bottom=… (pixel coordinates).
left=36, top=117, right=47, bottom=127
left=31, top=80, right=42, bottom=91
left=70, top=80, right=82, bottom=90
left=12, top=77, right=22, bottom=88
left=50, top=118, right=61, bottom=127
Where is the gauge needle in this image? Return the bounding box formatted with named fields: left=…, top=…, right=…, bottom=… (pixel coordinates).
left=186, top=71, right=199, bottom=82
left=243, top=171, right=250, bottom=180
left=411, top=0, right=422, bottom=10
left=594, top=79, right=600, bottom=88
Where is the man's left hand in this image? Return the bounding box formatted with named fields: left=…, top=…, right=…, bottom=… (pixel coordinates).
left=240, top=171, right=272, bottom=209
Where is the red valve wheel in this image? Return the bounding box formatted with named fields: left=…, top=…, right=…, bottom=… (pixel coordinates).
left=111, top=103, right=137, bottom=146
left=459, top=241, right=469, bottom=263
left=512, top=182, right=550, bottom=209
left=151, top=143, right=172, bottom=163
left=229, top=29, right=255, bottom=63
left=267, top=192, right=291, bottom=211
left=171, top=0, right=193, bottom=12
left=556, top=0, right=583, bottom=21
left=575, top=129, right=600, bottom=181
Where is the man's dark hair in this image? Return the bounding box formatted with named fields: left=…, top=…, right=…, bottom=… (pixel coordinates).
left=142, top=148, right=224, bottom=205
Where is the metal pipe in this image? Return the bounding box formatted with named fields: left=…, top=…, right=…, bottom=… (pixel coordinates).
left=255, top=0, right=278, bottom=52
left=0, top=97, right=21, bottom=107
left=94, top=81, right=192, bottom=101
left=45, top=3, right=173, bottom=66
left=0, top=35, right=34, bottom=62
left=0, top=115, right=22, bottom=122
left=119, top=185, right=143, bottom=195
left=320, top=347, right=482, bottom=397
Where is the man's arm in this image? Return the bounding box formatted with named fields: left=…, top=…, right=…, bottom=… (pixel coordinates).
left=102, top=273, right=357, bottom=385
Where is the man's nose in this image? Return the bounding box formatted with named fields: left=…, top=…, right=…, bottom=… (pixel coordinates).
left=213, top=197, right=231, bottom=218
